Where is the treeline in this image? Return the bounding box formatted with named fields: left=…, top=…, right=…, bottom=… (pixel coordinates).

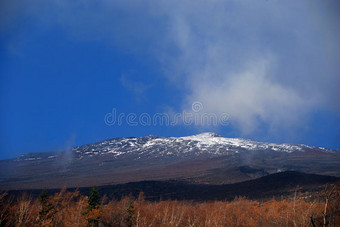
left=0, top=184, right=339, bottom=227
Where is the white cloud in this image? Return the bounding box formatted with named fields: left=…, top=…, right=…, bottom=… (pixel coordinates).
left=158, top=0, right=339, bottom=135
left=184, top=58, right=314, bottom=134
left=2, top=0, right=339, bottom=136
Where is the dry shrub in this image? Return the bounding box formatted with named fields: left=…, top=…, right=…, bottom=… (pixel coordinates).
left=0, top=186, right=339, bottom=227
left=51, top=189, right=88, bottom=227
left=0, top=191, right=11, bottom=226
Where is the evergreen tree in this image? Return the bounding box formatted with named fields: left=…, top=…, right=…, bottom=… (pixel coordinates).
left=87, top=186, right=101, bottom=227
left=124, top=201, right=135, bottom=227
left=88, top=186, right=100, bottom=211
left=39, top=189, right=53, bottom=221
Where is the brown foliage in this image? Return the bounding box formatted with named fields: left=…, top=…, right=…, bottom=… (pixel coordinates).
left=0, top=187, right=339, bottom=227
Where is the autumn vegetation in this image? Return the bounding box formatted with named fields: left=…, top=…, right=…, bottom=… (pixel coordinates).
left=0, top=184, right=339, bottom=227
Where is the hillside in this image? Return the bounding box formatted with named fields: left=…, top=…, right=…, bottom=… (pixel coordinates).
left=8, top=171, right=339, bottom=202
left=1, top=133, right=340, bottom=190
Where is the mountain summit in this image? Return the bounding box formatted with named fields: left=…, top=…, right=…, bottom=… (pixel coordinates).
left=1, top=133, right=339, bottom=189
left=190, top=132, right=224, bottom=137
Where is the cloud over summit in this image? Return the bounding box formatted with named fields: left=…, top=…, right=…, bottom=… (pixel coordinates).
left=158, top=0, right=340, bottom=135
left=2, top=0, right=339, bottom=137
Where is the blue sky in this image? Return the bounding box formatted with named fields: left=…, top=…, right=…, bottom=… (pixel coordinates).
left=1, top=0, right=340, bottom=159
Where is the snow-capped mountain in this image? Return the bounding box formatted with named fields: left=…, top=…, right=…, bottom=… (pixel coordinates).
left=77, top=132, right=330, bottom=157
left=1, top=133, right=339, bottom=190
left=17, top=132, right=333, bottom=161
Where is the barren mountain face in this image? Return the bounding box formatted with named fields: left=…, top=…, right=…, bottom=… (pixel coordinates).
left=1, top=133, right=339, bottom=189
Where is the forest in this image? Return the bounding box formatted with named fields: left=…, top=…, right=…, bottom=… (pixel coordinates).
left=0, top=183, right=339, bottom=227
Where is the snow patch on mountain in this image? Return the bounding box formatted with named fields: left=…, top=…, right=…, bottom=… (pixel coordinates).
left=14, top=132, right=337, bottom=161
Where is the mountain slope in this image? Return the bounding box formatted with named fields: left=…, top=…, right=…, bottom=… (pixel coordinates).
left=8, top=171, right=339, bottom=202
left=1, top=133, right=340, bottom=189
left=102, top=171, right=339, bottom=201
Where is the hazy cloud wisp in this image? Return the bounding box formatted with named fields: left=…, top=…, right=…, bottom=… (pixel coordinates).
left=2, top=0, right=340, bottom=137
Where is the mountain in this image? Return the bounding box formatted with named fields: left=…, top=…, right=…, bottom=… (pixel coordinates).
left=1, top=133, right=340, bottom=190
left=96, top=171, right=339, bottom=201
left=8, top=171, right=339, bottom=201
